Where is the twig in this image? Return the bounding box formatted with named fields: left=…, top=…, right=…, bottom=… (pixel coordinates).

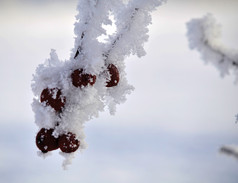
left=220, top=145, right=238, bottom=159
left=74, top=0, right=99, bottom=59
left=205, top=41, right=238, bottom=69
left=103, top=8, right=139, bottom=61
left=74, top=32, right=85, bottom=59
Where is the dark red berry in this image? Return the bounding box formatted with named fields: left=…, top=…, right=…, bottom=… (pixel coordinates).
left=106, top=64, right=120, bottom=87
left=59, top=132, right=80, bottom=153
left=36, top=128, right=59, bottom=153
left=71, top=69, right=96, bottom=88
left=40, top=88, right=66, bottom=112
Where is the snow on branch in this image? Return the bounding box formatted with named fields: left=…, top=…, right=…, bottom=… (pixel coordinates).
left=72, top=0, right=99, bottom=59
left=187, top=14, right=238, bottom=162
left=103, top=7, right=139, bottom=60
left=105, top=0, right=166, bottom=62
left=186, top=14, right=238, bottom=79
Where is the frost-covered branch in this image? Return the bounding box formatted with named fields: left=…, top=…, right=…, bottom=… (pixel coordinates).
left=32, top=0, right=166, bottom=168
left=186, top=14, right=238, bottom=79
left=186, top=14, right=238, bottom=120
left=220, top=145, right=238, bottom=160
left=103, top=7, right=139, bottom=60
left=187, top=14, right=238, bottom=162
left=72, top=0, right=99, bottom=60
left=105, top=0, right=166, bottom=63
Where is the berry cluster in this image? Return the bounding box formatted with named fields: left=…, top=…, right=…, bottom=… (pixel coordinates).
left=36, top=64, right=120, bottom=153
left=36, top=128, right=80, bottom=153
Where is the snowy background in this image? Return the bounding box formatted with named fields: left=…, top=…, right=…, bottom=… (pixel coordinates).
left=0, top=0, right=238, bottom=182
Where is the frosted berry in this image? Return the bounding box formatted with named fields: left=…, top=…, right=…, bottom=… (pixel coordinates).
left=36, top=128, right=59, bottom=153
left=59, top=132, right=80, bottom=153
left=40, top=88, right=66, bottom=112
left=71, top=69, right=96, bottom=88
left=106, top=64, right=120, bottom=87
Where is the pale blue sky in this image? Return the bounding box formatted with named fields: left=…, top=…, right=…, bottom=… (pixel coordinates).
left=0, top=0, right=238, bottom=182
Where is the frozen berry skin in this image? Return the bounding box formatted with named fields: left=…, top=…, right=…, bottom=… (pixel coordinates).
left=36, top=128, right=59, bottom=153
left=106, top=64, right=120, bottom=87
left=71, top=69, right=96, bottom=88
left=59, top=132, right=80, bottom=153
left=40, top=88, right=66, bottom=112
